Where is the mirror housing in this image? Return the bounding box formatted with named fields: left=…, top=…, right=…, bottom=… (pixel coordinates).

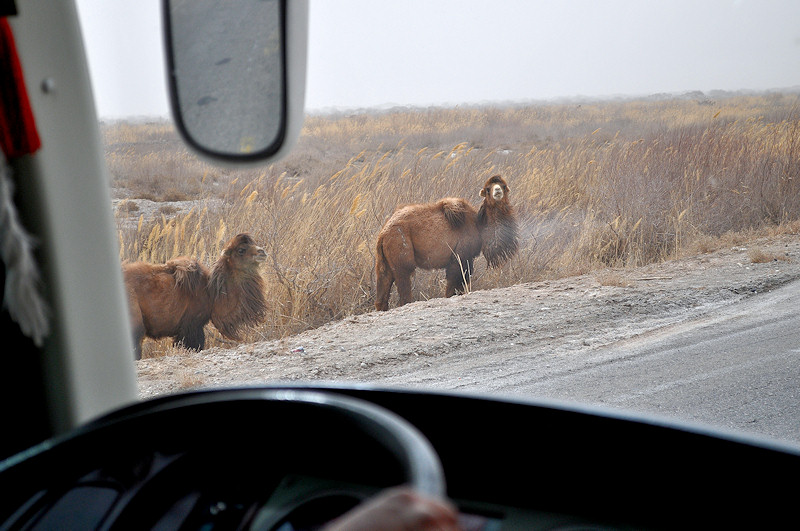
left=162, top=0, right=307, bottom=165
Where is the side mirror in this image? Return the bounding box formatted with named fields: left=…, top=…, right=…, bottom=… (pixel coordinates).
left=161, top=0, right=307, bottom=164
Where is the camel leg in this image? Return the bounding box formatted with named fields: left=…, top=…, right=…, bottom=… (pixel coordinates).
left=176, top=324, right=205, bottom=351
left=445, top=257, right=473, bottom=297
left=129, top=307, right=145, bottom=360
left=132, top=328, right=144, bottom=360
left=394, top=268, right=415, bottom=307
left=375, top=267, right=394, bottom=311
left=377, top=229, right=416, bottom=308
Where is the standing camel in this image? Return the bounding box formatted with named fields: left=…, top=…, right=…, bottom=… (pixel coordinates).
left=123, top=233, right=267, bottom=359
left=375, top=175, right=519, bottom=311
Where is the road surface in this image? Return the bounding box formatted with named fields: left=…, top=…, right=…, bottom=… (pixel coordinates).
left=486, top=279, right=800, bottom=444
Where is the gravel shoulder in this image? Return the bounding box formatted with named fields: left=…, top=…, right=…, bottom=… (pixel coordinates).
left=137, top=234, right=800, bottom=399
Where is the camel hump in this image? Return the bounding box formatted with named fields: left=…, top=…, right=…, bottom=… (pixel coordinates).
left=166, top=257, right=208, bottom=295
left=438, top=198, right=471, bottom=228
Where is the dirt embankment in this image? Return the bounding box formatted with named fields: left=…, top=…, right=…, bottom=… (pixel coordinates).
left=137, top=234, right=800, bottom=399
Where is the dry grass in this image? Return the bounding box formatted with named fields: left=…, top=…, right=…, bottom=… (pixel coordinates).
left=104, top=92, right=800, bottom=356
left=594, top=269, right=634, bottom=288
left=748, top=248, right=791, bottom=263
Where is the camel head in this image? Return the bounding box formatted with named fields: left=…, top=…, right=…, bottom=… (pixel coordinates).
left=209, top=233, right=268, bottom=339
left=220, top=233, right=267, bottom=273
left=476, top=175, right=518, bottom=267
left=479, top=175, right=510, bottom=203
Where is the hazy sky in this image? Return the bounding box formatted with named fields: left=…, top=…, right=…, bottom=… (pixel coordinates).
left=75, top=0, right=800, bottom=119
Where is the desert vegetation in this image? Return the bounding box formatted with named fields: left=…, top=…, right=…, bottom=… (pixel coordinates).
left=105, top=91, right=800, bottom=357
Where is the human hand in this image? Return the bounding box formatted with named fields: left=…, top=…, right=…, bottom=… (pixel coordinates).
left=322, top=487, right=462, bottom=531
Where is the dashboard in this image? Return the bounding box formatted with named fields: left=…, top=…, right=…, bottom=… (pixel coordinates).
left=1, top=385, right=798, bottom=530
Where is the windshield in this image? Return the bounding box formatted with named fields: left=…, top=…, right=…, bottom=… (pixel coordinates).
left=76, top=0, right=800, bottom=448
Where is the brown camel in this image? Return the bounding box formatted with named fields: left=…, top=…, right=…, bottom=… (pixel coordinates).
left=123, top=233, right=267, bottom=359
left=375, top=175, right=519, bottom=311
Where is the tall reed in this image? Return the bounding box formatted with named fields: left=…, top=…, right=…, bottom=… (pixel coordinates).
left=106, top=92, right=800, bottom=355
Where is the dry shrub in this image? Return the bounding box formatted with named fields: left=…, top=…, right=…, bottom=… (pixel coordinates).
left=594, top=269, right=633, bottom=288
left=139, top=338, right=190, bottom=359
left=748, top=248, right=790, bottom=263
left=109, top=92, right=800, bottom=347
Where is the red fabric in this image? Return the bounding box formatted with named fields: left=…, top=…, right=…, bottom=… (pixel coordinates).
left=0, top=18, right=40, bottom=158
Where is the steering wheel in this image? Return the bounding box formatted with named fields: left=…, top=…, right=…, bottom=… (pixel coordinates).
left=0, top=388, right=446, bottom=529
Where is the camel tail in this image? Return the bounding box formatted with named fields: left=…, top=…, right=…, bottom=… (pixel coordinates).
left=375, top=236, right=389, bottom=277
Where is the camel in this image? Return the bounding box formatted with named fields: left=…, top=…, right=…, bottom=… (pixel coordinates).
left=123, top=233, right=267, bottom=359
left=375, top=175, right=519, bottom=311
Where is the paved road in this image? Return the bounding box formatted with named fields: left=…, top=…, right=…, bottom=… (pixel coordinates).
left=508, top=280, right=800, bottom=446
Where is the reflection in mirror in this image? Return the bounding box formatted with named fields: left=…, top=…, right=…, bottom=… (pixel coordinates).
left=164, top=0, right=285, bottom=159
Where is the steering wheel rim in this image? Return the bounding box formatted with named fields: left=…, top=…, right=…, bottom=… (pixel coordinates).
left=0, top=388, right=446, bottom=528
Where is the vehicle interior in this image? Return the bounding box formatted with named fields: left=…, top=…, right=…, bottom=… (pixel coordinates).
left=1, top=1, right=798, bottom=529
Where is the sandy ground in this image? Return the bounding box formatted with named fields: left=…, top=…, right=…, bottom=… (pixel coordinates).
left=137, top=234, right=800, bottom=399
